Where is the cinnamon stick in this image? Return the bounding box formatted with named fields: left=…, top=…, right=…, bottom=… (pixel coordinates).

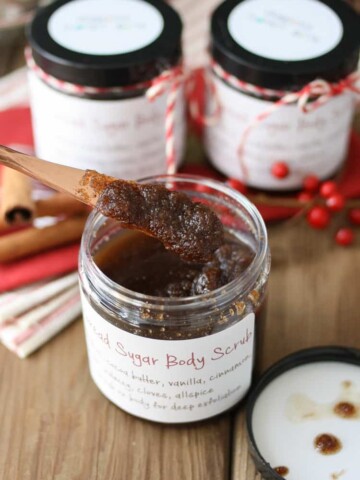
left=0, top=193, right=89, bottom=231
left=35, top=193, right=89, bottom=218
left=0, top=167, right=35, bottom=225
left=0, top=215, right=87, bottom=263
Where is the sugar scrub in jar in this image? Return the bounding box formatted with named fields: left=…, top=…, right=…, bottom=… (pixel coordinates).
left=26, top=0, right=185, bottom=178
left=204, top=0, right=360, bottom=190
left=79, top=175, right=270, bottom=423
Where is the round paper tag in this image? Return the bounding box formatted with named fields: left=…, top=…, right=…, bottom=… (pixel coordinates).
left=228, top=0, right=343, bottom=61
left=48, top=0, right=164, bottom=56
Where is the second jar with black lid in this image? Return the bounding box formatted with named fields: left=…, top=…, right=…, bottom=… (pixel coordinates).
left=205, top=0, right=360, bottom=190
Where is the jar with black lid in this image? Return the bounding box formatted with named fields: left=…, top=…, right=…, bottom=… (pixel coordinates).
left=204, top=0, right=360, bottom=190
left=27, top=0, right=185, bottom=178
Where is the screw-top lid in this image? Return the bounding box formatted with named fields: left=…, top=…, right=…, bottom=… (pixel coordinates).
left=246, top=346, right=360, bottom=480
left=27, top=0, right=182, bottom=87
left=211, top=0, right=360, bottom=91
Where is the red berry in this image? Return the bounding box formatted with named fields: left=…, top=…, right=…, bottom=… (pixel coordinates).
left=297, top=191, right=313, bottom=203
left=320, top=181, right=338, bottom=198
left=326, top=193, right=345, bottom=212
left=303, top=175, right=320, bottom=193
left=348, top=208, right=360, bottom=226
left=226, top=178, right=247, bottom=194
left=307, top=206, right=331, bottom=229
left=271, top=162, right=290, bottom=179
left=335, top=228, right=354, bottom=246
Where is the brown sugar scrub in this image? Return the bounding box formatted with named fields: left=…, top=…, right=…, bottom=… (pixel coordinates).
left=94, top=230, right=255, bottom=298
left=96, top=179, right=224, bottom=263
left=334, top=402, right=357, bottom=419
left=273, top=466, right=289, bottom=477
left=79, top=175, right=270, bottom=422
left=314, top=433, right=342, bottom=455
left=77, top=170, right=224, bottom=263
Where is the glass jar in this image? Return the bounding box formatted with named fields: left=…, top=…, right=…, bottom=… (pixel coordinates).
left=26, top=0, right=185, bottom=179
left=204, top=0, right=360, bottom=190
left=79, top=175, right=270, bottom=423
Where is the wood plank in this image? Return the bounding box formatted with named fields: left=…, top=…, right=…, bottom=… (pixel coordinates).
left=232, top=217, right=360, bottom=479
left=0, top=319, right=231, bottom=480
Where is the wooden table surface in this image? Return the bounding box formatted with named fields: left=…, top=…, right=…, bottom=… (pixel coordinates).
left=1, top=18, right=360, bottom=479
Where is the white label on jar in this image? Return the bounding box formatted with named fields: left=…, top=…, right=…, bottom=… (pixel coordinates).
left=204, top=72, right=355, bottom=190
left=28, top=72, right=185, bottom=179
left=48, top=0, right=164, bottom=55
left=81, top=295, right=255, bottom=423
left=228, top=0, right=343, bottom=61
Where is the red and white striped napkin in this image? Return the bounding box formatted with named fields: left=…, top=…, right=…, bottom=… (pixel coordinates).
left=0, top=272, right=81, bottom=358
left=0, top=68, right=81, bottom=358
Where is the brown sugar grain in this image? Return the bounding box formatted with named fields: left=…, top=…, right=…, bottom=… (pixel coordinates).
left=314, top=433, right=342, bottom=455
left=274, top=466, right=289, bottom=477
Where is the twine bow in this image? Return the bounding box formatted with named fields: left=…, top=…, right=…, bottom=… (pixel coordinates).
left=279, top=74, right=360, bottom=113
left=146, top=66, right=185, bottom=175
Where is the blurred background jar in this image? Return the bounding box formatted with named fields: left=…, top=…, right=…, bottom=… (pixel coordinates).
left=26, top=0, right=185, bottom=179
left=204, top=0, right=360, bottom=190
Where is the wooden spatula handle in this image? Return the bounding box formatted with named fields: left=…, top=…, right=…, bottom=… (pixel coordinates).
left=0, top=145, right=113, bottom=207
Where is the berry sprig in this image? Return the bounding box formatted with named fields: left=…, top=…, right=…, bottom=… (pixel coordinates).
left=301, top=175, right=356, bottom=245
left=270, top=162, right=358, bottom=246
left=227, top=165, right=360, bottom=247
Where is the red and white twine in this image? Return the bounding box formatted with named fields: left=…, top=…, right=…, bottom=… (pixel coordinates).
left=26, top=48, right=183, bottom=175
left=146, top=70, right=182, bottom=174
left=192, top=60, right=360, bottom=177
left=186, top=69, right=222, bottom=127
left=211, top=60, right=360, bottom=112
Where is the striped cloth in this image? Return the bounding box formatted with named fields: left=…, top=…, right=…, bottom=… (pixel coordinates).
left=0, top=272, right=81, bottom=358
left=0, top=69, right=81, bottom=358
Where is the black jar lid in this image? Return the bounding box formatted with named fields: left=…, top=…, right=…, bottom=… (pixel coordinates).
left=27, top=0, right=182, bottom=87
left=211, top=0, right=360, bottom=91
left=246, top=346, right=360, bottom=480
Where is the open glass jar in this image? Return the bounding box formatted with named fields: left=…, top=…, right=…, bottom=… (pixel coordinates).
left=79, top=175, right=270, bottom=423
